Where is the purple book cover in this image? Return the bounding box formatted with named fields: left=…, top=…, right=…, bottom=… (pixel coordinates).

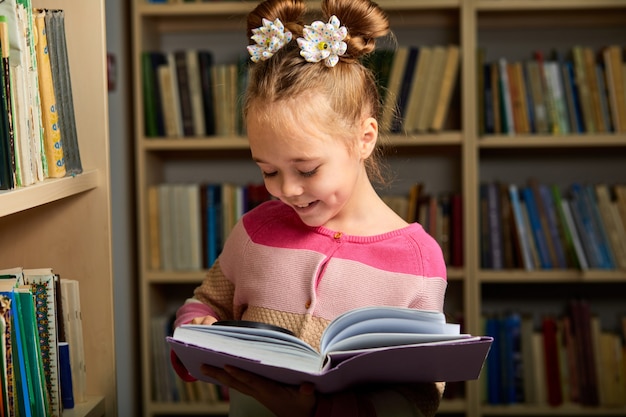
left=167, top=335, right=492, bottom=393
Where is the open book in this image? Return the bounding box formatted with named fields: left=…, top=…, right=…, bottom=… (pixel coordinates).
left=167, top=306, right=492, bottom=393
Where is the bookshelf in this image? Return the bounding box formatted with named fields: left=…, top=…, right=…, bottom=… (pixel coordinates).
left=132, top=1, right=626, bottom=416
left=0, top=0, right=116, bottom=416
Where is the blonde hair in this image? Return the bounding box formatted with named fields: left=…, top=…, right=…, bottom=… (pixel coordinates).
left=244, top=0, right=391, bottom=184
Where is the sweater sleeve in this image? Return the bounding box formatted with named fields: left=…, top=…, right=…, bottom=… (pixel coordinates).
left=188, top=258, right=237, bottom=321
left=171, top=259, right=232, bottom=381
left=314, top=382, right=444, bottom=417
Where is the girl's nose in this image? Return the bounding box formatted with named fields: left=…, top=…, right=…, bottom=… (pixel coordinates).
left=280, top=175, right=303, bottom=197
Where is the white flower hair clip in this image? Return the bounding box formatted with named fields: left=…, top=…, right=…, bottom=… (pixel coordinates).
left=297, top=15, right=347, bottom=68
left=247, top=18, right=293, bottom=63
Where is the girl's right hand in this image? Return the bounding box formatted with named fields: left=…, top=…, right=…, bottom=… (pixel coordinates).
left=191, top=315, right=218, bottom=325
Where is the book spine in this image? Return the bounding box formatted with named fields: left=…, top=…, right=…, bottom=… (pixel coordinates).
left=390, top=46, right=419, bottom=133
left=487, top=182, right=504, bottom=269
left=198, top=50, right=216, bottom=136
left=483, top=62, right=495, bottom=134
left=35, top=10, right=66, bottom=179
left=498, top=58, right=515, bottom=135
left=0, top=16, right=15, bottom=189
left=508, top=184, right=534, bottom=270
left=521, top=186, right=552, bottom=269
left=595, top=64, right=612, bottom=132
left=525, top=60, right=549, bottom=134
left=560, top=199, right=589, bottom=270
left=58, top=342, right=74, bottom=409
left=582, top=185, right=615, bottom=269
left=568, top=184, right=605, bottom=268
left=430, top=45, right=460, bottom=132
left=47, top=10, right=82, bottom=175
left=141, top=52, right=159, bottom=137
left=186, top=50, right=206, bottom=137
left=174, top=50, right=195, bottom=137
left=542, top=316, right=563, bottom=407
left=538, top=184, right=568, bottom=268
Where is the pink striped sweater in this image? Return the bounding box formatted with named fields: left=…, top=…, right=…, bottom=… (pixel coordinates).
left=174, top=200, right=448, bottom=416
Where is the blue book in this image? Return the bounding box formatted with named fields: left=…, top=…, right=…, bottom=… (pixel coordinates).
left=205, top=184, right=222, bottom=267
left=582, top=184, right=615, bottom=268
left=563, top=61, right=584, bottom=133
left=521, top=187, right=552, bottom=269
left=58, top=342, right=74, bottom=409
left=391, top=46, right=420, bottom=133
left=569, top=183, right=609, bottom=269
left=500, top=313, right=523, bottom=404
left=508, top=185, right=534, bottom=270
left=484, top=316, right=502, bottom=404
left=561, top=60, right=583, bottom=134
left=538, top=184, right=568, bottom=268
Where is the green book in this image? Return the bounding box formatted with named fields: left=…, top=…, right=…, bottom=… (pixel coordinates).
left=12, top=287, right=51, bottom=417
left=0, top=16, right=14, bottom=190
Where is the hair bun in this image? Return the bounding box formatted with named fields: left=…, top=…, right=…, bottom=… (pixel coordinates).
left=247, top=0, right=306, bottom=40
left=322, top=0, right=390, bottom=59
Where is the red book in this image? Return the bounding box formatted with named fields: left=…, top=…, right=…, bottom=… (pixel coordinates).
left=568, top=299, right=600, bottom=406
left=541, top=316, right=563, bottom=406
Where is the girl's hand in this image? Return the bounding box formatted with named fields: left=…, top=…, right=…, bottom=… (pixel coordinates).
left=191, top=315, right=218, bottom=325
left=201, top=364, right=316, bottom=417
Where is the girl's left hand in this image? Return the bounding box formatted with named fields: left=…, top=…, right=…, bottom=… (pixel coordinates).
left=201, top=364, right=317, bottom=417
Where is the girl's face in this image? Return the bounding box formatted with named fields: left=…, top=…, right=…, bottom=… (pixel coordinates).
left=247, top=100, right=377, bottom=230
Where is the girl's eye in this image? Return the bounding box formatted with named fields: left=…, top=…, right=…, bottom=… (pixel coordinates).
left=262, top=171, right=278, bottom=178
left=299, top=168, right=318, bottom=178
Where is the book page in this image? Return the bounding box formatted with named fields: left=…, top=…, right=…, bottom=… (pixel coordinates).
left=327, top=332, right=475, bottom=354
left=173, top=326, right=321, bottom=373
left=179, top=324, right=316, bottom=354
left=320, top=306, right=458, bottom=354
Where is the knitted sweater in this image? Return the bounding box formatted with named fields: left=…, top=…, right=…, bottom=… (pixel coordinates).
left=173, top=200, right=448, bottom=416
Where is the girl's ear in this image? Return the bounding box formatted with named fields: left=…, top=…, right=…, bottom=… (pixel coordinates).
left=359, top=117, right=378, bottom=160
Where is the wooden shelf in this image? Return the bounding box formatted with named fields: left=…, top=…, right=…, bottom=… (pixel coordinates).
left=476, top=0, right=626, bottom=11
left=63, top=396, right=105, bottom=417
left=0, top=170, right=99, bottom=217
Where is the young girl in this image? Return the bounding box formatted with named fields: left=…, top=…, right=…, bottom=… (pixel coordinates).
left=172, top=0, right=448, bottom=415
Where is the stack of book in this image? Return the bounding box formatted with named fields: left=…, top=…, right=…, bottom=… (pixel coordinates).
left=0, top=267, right=86, bottom=417
left=479, top=45, right=626, bottom=136
left=147, top=182, right=271, bottom=271
left=367, top=45, right=461, bottom=134
left=483, top=300, right=626, bottom=408
left=141, top=50, right=248, bottom=139
left=480, top=180, right=626, bottom=271
left=140, top=44, right=461, bottom=140
left=0, top=5, right=81, bottom=191
left=383, top=183, right=463, bottom=268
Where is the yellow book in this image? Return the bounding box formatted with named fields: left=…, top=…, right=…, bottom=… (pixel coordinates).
left=416, top=45, right=446, bottom=132
left=571, top=46, right=595, bottom=133
left=583, top=47, right=605, bottom=132
left=430, top=45, right=460, bottom=132
left=404, top=47, right=432, bottom=133
left=602, top=45, right=626, bottom=133
left=35, top=10, right=65, bottom=178
left=513, top=61, right=530, bottom=134
left=148, top=185, right=161, bottom=270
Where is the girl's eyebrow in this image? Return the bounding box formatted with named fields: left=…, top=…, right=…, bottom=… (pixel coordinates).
left=253, top=157, right=319, bottom=164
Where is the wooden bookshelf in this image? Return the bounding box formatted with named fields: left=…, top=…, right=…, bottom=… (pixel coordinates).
left=132, top=1, right=626, bottom=416
left=0, top=0, right=116, bottom=416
